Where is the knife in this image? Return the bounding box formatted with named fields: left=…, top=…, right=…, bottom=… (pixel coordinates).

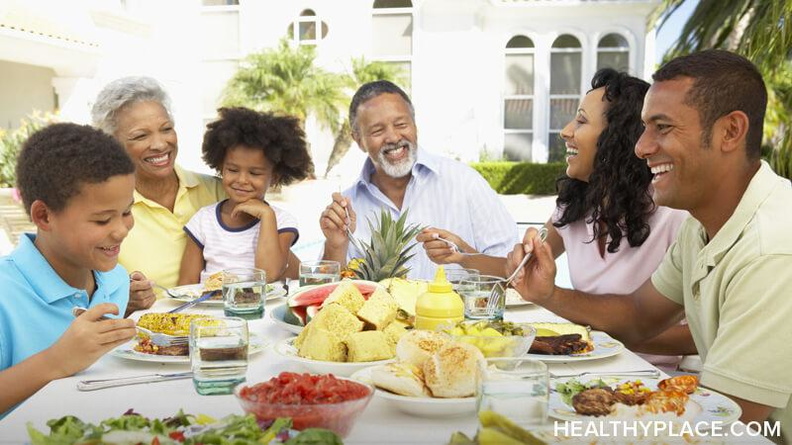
left=77, top=372, right=193, bottom=391
left=168, top=291, right=217, bottom=313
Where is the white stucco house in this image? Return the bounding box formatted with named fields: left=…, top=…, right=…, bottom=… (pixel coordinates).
left=1, top=0, right=660, bottom=176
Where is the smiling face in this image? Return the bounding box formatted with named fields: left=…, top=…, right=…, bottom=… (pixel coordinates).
left=352, top=93, right=418, bottom=179
left=560, top=88, right=608, bottom=182
left=113, top=101, right=178, bottom=183
left=635, top=77, right=718, bottom=211
left=221, top=145, right=276, bottom=205
left=43, top=174, right=136, bottom=277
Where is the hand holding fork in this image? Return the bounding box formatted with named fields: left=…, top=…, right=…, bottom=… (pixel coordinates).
left=485, top=227, right=549, bottom=316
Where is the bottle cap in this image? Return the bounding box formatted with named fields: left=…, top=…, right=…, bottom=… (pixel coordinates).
left=428, top=266, right=453, bottom=293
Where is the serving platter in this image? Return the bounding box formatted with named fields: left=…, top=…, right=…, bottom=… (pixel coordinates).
left=350, top=366, right=475, bottom=418
left=110, top=334, right=266, bottom=365
left=274, top=338, right=392, bottom=377
left=165, top=282, right=286, bottom=305
left=270, top=303, right=303, bottom=335
left=526, top=331, right=624, bottom=362
left=549, top=375, right=741, bottom=426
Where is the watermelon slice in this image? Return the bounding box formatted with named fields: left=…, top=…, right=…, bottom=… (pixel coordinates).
left=286, top=280, right=382, bottom=308
left=282, top=304, right=321, bottom=326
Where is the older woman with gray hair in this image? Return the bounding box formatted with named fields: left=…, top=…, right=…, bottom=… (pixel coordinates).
left=91, top=76, right=225, bottom=314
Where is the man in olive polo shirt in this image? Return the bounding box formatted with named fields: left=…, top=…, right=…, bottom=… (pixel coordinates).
left=509, top=50, right=792, bottom=443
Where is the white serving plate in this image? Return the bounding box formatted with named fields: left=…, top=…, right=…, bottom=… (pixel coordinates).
left=273, top=338, right=393, bottom=377
left=110, top=334, right=266, bottom=365
left=350, top=366, right=475, bottom=418
left=269, top=303, right=303, bottom=335
left=165, top=282, right=286, bottom=305
left=527, top=331, right=625, bottom=362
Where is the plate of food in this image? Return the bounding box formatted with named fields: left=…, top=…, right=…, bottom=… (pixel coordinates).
left=165, top=282, right=286, bottom=305
left=111, top=334, right=266, bottom=364
left=550, top=374, right=741, bottom=426
left=274, top=337, right=393, bottom=377
left=524, top=323, right=624, bottom=362
left=505, top=288, right=533, bottom=308
left=270, top=303, right=303, bottom=335
left=351, top=364, right=476, bottom=418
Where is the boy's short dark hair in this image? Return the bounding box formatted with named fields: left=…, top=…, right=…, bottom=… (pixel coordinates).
left=202, top=107, right=314, bottom=186
left=16, top=123, right=135, bottom=215
left=653, top=49, right=767, bottom=159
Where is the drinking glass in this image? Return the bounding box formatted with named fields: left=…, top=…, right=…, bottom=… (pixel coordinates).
left=459, top=275, right=506, bottom=321
left=299, top=260, right=341, bottom=287
left=190, top=317, right=249, bottom=395
left=222, top=268, right=267, bottom=320
left=444, top=268, right=480, bottom=293
left=477, top=358, right=549, bottom=430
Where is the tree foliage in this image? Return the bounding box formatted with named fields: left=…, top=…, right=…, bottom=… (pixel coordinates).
left=652, top=0, right=792, bottom=178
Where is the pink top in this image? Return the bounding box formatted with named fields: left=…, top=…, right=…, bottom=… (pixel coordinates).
left=552, top=204, right=689, bottom=367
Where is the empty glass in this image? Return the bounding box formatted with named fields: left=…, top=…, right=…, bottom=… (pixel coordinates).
left=299, top=260, right=341, bottom=287
left=459, top=275, right=506, bottom=321
left=477, top=358, right=549, bottom=430
left=190, top=317, right=249, bottom=395
left=222, top=268, right=266, bottom=320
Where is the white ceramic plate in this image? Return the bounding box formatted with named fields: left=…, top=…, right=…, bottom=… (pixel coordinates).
left=526, top=331, right=625, bottom=362
left=350, top=366, right=476, bottom=418
left=165, top=282, right=287, bottom=305
left=505, top=288, right=533, bottom=308
left=110, top=334, right=266, bottom=365
left=269, top=303, right=303, bottom=335
left=549, top=375, right=741, bottom=426
left=274, top=338, right=393, bottom=377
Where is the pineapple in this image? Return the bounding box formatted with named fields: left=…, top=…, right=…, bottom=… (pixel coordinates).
left=353, top=209, right=423, bottom=282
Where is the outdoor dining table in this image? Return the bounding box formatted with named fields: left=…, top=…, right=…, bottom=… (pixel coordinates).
left=0, top=295, right=775, bottom=444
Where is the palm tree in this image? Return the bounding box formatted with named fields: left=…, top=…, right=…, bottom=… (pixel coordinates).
left=222, top=38, right=348, bottom=172
left=323, top=57, right=408, bottom=177
left=651, top=0, right=792, bottom=177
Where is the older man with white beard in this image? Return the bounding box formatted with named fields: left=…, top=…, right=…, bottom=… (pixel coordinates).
left=319, top=80, right=517, bottom=280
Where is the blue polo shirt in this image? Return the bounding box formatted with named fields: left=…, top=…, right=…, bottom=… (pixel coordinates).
left=0, top=233, right=129, bottom=371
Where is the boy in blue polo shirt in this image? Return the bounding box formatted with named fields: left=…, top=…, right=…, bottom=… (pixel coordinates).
left=0, top=123, right=138, bottom=415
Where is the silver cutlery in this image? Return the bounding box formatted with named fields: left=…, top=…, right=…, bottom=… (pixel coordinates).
left=136, top=326, right=188, bottom=347
left=485, top=227, right=549, bottom=316
left=77, top=372, right=193, bottom=391
left=168, top=290, right=216, bottom=313
left=343, top=205, right=366, bottom=254
left=550, top=369, right=661, bottom=379
left=153, top=283, right=184, bottom=299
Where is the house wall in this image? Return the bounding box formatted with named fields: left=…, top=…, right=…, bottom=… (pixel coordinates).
left=0, top=61, right=55, bottom=129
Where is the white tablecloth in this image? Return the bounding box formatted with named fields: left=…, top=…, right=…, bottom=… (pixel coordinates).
left=0, top=298, right=774, bottom=444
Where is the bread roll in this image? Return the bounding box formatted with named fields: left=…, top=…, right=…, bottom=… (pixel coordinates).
left=395, top=330, right=450, bottom=368
left=370, top=363, right=430, bottom=397
left=423, top=342, right=484, bottom=398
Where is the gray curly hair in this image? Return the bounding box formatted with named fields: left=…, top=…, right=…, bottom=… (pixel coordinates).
left=91, top=76, right=174, bottom=135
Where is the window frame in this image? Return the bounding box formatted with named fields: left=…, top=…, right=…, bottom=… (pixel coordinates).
left=502, top=35, right=537, bottom=161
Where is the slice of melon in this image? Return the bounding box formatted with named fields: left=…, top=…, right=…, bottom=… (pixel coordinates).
left=287, top=280, right=382, bottom=307
left=284, top=305, right=308, bottom=326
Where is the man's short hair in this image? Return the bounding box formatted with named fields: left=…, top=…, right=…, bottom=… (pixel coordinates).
left=16, top=123, right=135, bottom=215
left=653, top=49, right=767, bottom=159
left=349, top=80, right=414, bottom=133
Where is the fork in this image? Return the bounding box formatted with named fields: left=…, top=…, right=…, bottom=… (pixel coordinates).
left=435, top=234, right=470, bottom=256
left=152, top=283, right=182, bottom=299
left=549, top=369, right=661, bottom=379
left=342, top=203, right=367, bottom=254
left=136, top=326, right=188, bottom=347
left=485, top=227, right=549, bottom=316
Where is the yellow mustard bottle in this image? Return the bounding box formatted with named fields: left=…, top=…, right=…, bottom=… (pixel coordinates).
left=414, top=266, right=465, bottom=331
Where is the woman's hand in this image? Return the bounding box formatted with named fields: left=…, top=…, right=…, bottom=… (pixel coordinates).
left=320, top=193, right=356, bottom=250
left=45, top=303, right=136, bottom=378
left=127, top=271, right=156, bottom=317
left=416, top=227, right=475, bottom=265
left=506, top=228, right=557, bottom=305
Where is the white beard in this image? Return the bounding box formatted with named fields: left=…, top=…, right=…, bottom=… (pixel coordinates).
left=376, top=140, right=417, bottom=178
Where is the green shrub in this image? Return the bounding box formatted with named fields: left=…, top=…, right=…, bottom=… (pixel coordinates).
left=470, top=161, right=566, bottom=195
left=0, top=112, right=57, bottom=188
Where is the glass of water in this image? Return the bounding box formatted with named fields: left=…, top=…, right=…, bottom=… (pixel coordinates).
left=459, top=275, right=506, bottom=321
left=299, top=260, right=341, bottom=287
left=477, top=358, right=549, bottom=430
left=444, top=268, right=480, bottom=294
left=222, top=268, right=266, bottom=320
left=190, top=317, right=249, bottom=395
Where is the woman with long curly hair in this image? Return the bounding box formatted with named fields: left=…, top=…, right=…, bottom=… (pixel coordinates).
left=532, top=68, right=692, bottom=367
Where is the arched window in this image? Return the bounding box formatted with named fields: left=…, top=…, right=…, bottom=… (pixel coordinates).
left=549, top=34, right=581, bottom=162
left=372, top=0, right=413, bottom=87
left=597, top=33, right=629, bottom=71
left=287, top=9, right=328, bottom=46
left=503, top=35, right=535, bottom=161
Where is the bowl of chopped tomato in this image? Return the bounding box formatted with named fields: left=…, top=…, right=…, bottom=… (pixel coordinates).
left=234, top=372, right=374, bottom=438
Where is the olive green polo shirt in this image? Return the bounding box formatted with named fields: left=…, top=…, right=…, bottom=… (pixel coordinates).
left=653, top=161, right=792, bottom=443
left=119, top=165, right=225, bottom=289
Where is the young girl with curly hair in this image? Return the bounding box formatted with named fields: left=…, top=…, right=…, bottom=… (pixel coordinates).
left=178, top=107, right=314, bottom=284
